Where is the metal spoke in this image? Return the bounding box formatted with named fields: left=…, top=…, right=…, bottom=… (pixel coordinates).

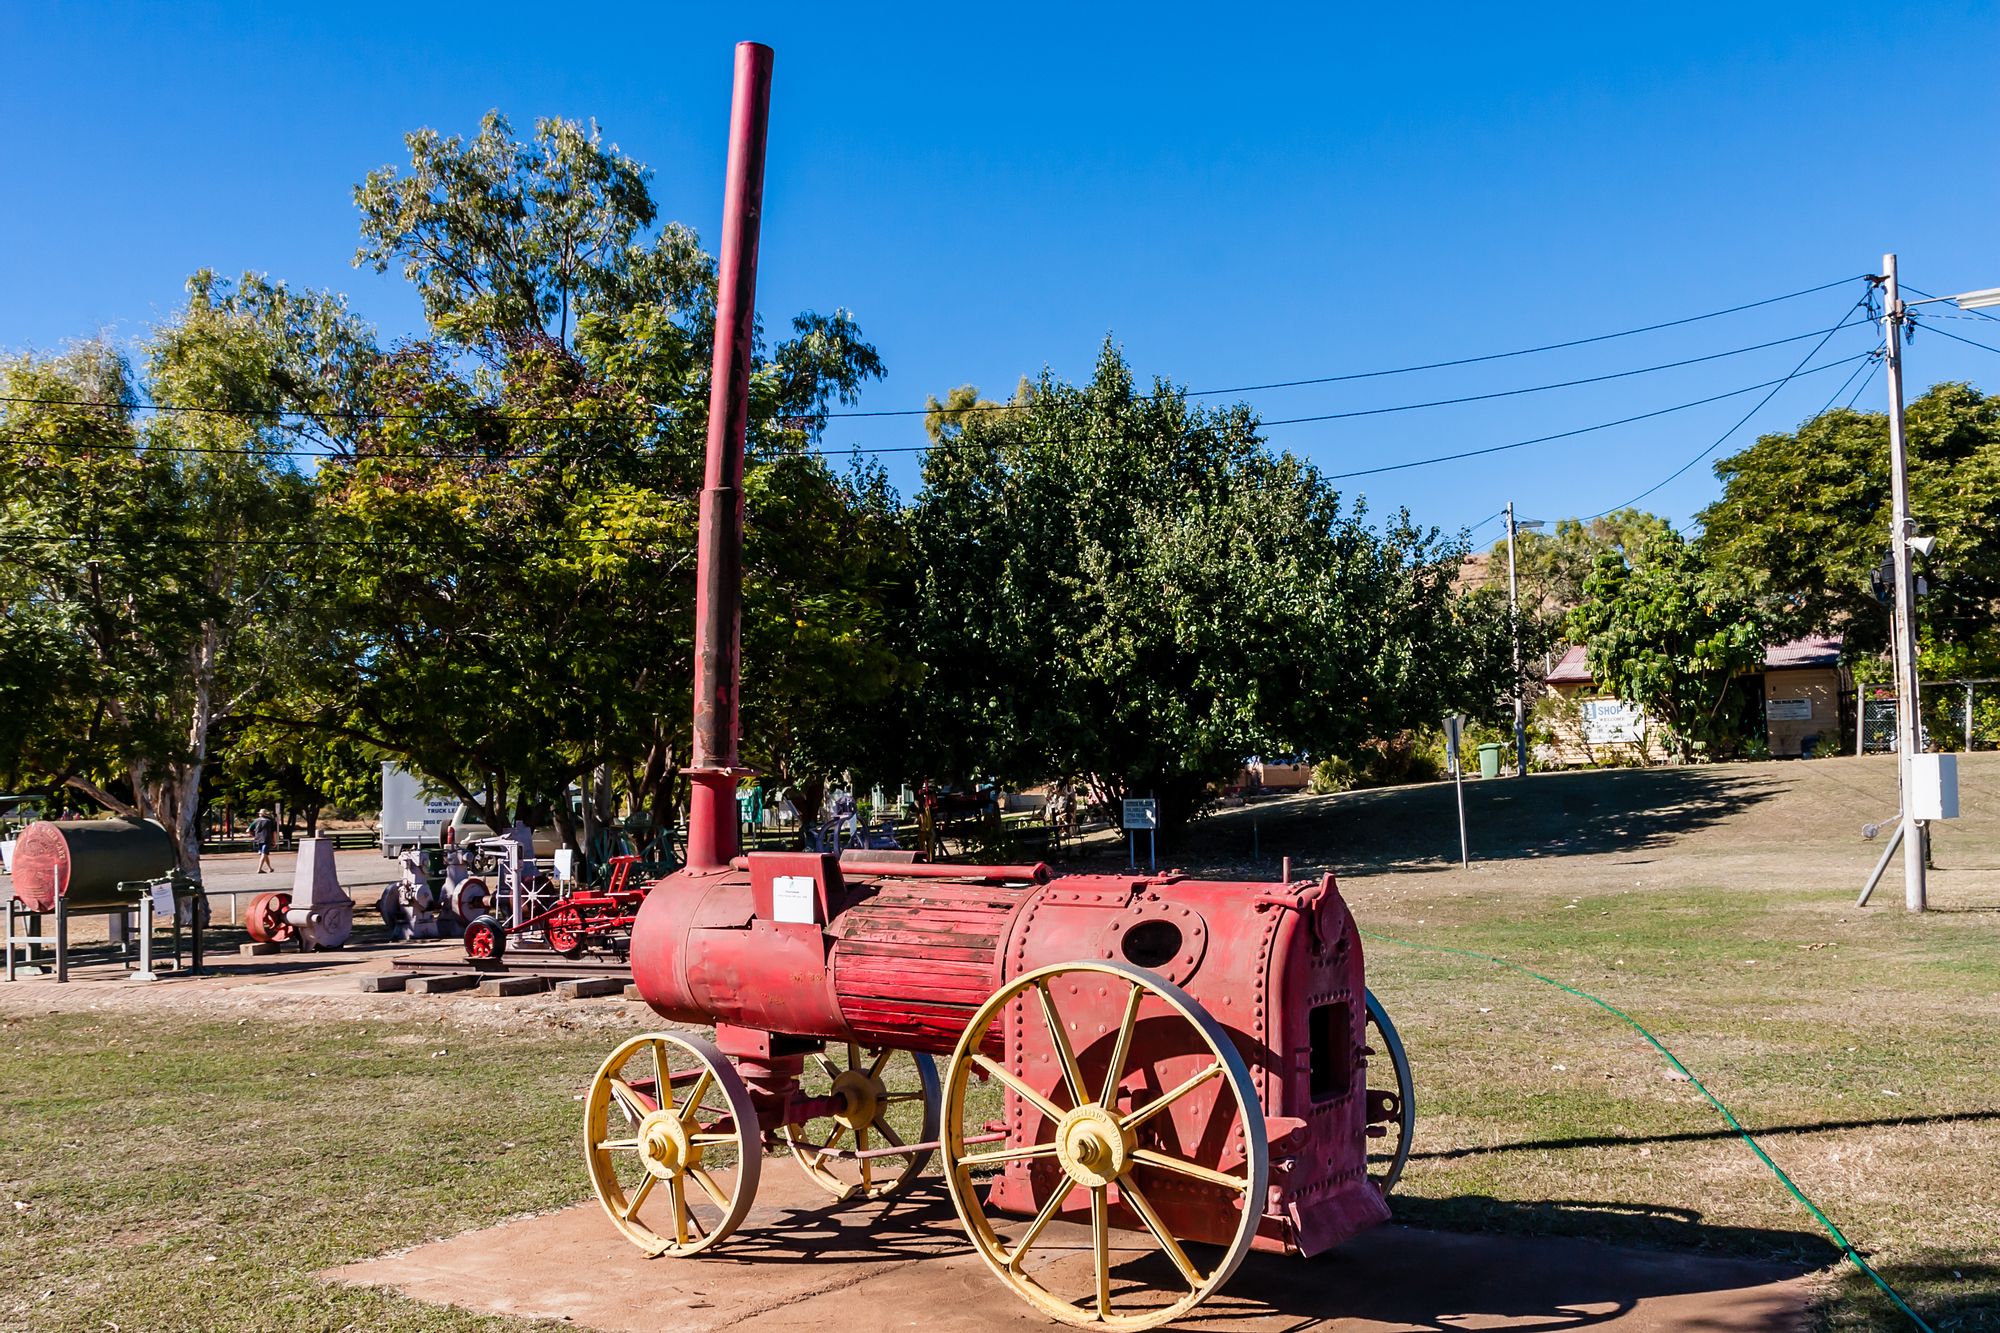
left=868, top=1047, right=891, bottom=1078
left=957, top=1140, right=1058, bottom=1169
left=689, top=1132, right=738, bottom=1145
left=678, top=1069, right=715, bottom=1126
left=1004, top=1181, right=1072, bottom=1271
left=622, top=1170, right=657, bottom=1221
left=1099, top=983, right=1144, bottom=1106
left=813, top=1052, right=840, bottom=1082
left=1130, top=1147, right=1248, bottom=1191
left=1121, top=1176, right=1203, bottom=1288
left=1118, top=1062, right=1223, bottom=1131
left=848, top=1040, right=862, bottom=1070
left=596, top=1138, right=641, bottom=1152
left=858, top=1123, right=872, bottom=1189
left=973, top=1053, right=1065, bottom=1124
left=669, top=1174, right=690, bottom=1245
left=608, top=1077, right=653, bottom=1119
left=1090, top=1185, right=1112, bottom=1319
left=1036, top=981, right=1088, bottom=1109
left=876, top=1119, right=908, bottom=1150
left=691, top=1167, right=730, bottom=1210
left=651, top=1040, right=671, bottom=1106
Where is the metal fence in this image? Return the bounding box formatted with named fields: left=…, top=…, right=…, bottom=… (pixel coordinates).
left=1857, top=678, right=2000, bottom=753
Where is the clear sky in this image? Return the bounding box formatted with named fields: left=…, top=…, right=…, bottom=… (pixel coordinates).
left=4, top=3, right=1997, bottom=546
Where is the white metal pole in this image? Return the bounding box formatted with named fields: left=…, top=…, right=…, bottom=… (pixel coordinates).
left=1451, top=739, right=1470, bottom=869
left=1880, top=254, right=1928, bottom=911
left=1507, top=502, right=1527, bottom=777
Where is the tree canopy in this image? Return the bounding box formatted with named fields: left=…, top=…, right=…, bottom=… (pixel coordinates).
left=1697, top=381, right=2000, bottom=670
left=905, top=343, right=1512, bottom=825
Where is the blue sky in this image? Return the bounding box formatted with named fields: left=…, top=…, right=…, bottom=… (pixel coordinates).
left=4, top=3, right=1997, bottom=546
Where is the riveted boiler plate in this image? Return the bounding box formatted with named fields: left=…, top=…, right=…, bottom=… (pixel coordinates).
left=1092, top=898, right=1208, bottom=986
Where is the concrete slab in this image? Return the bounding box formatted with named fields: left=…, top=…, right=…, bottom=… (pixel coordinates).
left=556, top=977, right=625, bottom=999
left=406, top=973, right=481, bottom=995
left=477, top=975, right=549, bottom=997
left=357, top=974, right=409, bottom=993
left=623, top=983, right=646, bottom=1001
left=324, top=1171, right=1813, bottom=1332
left=239, top=942, right=279, bottom=956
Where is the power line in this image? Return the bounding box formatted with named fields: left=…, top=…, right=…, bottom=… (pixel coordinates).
left=3, top=314, right=1872, bottom=448
left=1844, top=358, right=1881, bottom=411
left=1903, top=283, right=2000, bottom=324
left=1807, top=349, right=1885, bottom=420
left=1910, top=319, right=2000, bottom=357
left=1581, top=304, right=1870, bottom=520
left=1, top=275, right=1866, bottom=432
left=0, top=316, right=1871, bottom=463
left=1250, top=319, right=1872, bottom=428
left=818, top=275, right=1868, bottom=418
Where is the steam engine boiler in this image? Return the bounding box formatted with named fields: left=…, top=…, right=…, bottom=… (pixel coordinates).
left=578, top=42, right=1416, bottom=1330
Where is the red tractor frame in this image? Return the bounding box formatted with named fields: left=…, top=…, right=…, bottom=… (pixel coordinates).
left=463, top=854, right=649, bottom=961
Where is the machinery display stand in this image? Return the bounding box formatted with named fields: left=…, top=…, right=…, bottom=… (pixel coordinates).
left=3, top=876, right=206, bottom=983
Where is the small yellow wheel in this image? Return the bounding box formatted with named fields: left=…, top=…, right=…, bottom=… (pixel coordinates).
left=583, top=1032, right=761, bottom=1256
left=778, top=1041, right=940, bottom=1203
left=941, top=960, right=1269, bottom=1330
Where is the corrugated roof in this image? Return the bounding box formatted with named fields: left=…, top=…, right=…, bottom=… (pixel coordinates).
left=1761, top=635, right=1843, bottom=669
left=1546, top=643, right=1594, bottom=684
left=1544, top=635, right=1844, bottom=686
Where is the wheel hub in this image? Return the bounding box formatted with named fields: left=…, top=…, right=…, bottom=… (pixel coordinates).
left=1055, top=1104, right=1130, bottom=1188
left=831, top=1069, right=882, bottom=1130
left=637, top=1109, right=695, bottom=1179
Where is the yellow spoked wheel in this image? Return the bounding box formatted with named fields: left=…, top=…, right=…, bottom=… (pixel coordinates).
left=778, top=1041, right=940, bottom=1203
left=583, top=1032, right=762, bottom=1256
left=941, top=960, right=1269, bottom=1330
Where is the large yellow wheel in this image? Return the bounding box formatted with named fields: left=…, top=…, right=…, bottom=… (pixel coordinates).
left=778, top=1041, right=940, bottom=1203
left=583, top=1032, right=761, bottom=1256
left=941, top=960, right=1269, bottom=1330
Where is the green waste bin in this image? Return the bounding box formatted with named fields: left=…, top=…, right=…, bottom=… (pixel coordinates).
left=1476, top=742, right=1505, bottom=780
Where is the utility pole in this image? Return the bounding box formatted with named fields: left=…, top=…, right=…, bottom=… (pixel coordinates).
left=1506, top=502, right=1527, bottom=777
left=1879, top=254, right=1928, bottom=911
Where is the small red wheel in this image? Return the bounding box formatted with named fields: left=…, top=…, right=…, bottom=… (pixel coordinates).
left=244, top=891, right=294, bottom=944
left=463, top=914, right=506, bottom=961
left=545, top=903, right=586, bottom=958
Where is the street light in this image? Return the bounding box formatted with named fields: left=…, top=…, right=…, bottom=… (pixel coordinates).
left=1866, top=256, right=1997, bottom=912
left=1505, top=505, right=1546, bottom=779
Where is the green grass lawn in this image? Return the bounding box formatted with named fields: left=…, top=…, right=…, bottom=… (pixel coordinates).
left=2, top=754, right=1994, bottom=1331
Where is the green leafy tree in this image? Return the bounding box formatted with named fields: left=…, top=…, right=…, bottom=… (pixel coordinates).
left=286, top=112, right=893, bottom=851
left=1490, top=508, right=1672, bottom=616
left=906, top=343, right=1509, bottom=828
left=0, top=272, right=352, bottom=872
left=1566, top=529, right=1772, bottom=761
left=1697, top=382, right=2000, bottom=666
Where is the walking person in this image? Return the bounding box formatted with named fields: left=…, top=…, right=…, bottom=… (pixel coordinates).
left=250, top=808, right=277, bottom=874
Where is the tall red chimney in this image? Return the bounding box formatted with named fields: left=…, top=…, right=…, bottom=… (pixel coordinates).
left=684, top=41, right=773, bottom=873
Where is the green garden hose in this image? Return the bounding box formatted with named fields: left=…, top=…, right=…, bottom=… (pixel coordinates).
left=1358, top=927, right=1935, bottom=1333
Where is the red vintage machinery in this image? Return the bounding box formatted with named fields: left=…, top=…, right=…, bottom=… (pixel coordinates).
left=463, top=854, right=649, bottom=961
left=581, top=43, right=1415, bottom=1328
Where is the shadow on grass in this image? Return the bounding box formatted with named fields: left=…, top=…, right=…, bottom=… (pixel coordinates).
left=1816, top=1259, right=2000, bottom=1333
left=1408, top=1108, right=2000, bottom=1163
left=1156, top=766, right=1792, bottom=874
left=1386, top=1192, right=1836, bottom=1270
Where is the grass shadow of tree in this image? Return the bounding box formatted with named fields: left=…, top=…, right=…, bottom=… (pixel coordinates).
left=1166, top=767, right=1790, bottom=874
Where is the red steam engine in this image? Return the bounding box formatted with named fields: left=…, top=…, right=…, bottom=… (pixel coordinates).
left=580, top=43, right=1415, bottom=1329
